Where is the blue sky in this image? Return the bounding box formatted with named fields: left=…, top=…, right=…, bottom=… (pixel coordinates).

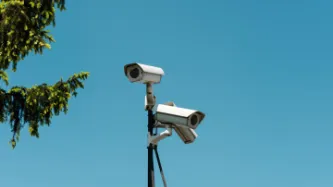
left=1, top=0, right=333, bottom=186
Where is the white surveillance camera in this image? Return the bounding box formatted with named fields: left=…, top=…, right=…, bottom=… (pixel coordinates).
left=173, top=125, right=198, bottom=144
left=124, top=63, right=165, bottom=84
left=155, top=104, right=205, bottom=130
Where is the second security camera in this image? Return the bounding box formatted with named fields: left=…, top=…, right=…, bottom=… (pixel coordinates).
left=155, top=104, right=205, bottom=130
left=173, top=125, right=198, bottom=144
left=124, top=63, right=165, bottom=84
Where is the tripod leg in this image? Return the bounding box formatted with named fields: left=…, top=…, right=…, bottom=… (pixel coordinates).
left=154, top=146, right=168, bottom=187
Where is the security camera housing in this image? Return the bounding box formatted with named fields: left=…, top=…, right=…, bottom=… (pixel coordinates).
left=155, top=104, right=205, bottom=130
left=173, top=125, right=198, bottom=144
left=124, top=63, right=165, bottom=84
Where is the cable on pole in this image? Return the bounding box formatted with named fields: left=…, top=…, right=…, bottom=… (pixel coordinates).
left=154, top=146, right=168, bottom=187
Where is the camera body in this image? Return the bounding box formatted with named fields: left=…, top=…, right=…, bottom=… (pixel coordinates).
left=155, top=104, right=205, bottom=130
left=124, top=63, right=164, bottom=84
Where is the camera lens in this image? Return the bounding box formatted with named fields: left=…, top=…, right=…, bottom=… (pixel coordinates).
left=190, top=114, right=198, bottom=126
left=130, top=68, right=140, bottom=79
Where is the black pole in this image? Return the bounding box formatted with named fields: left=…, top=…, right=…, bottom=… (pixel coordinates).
left=148, top=109, right=155, bottom=187
left=154, top=146, right=168, bottom=187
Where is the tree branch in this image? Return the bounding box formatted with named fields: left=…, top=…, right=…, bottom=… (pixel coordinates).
left=0, top=0, right=66, bottom=71
left=0, top=72, right=89, bottom=148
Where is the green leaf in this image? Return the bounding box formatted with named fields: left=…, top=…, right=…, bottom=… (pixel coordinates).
left=29, top=2, right=35, bottom=8
left=10, top=139, right=16, bottom=149
left=44, top=43, right=51, bottom=49
left=0, top=71, right=9, bottom=86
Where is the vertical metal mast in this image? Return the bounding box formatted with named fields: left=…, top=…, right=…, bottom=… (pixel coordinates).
left=147, top=83, right=155, bottom=187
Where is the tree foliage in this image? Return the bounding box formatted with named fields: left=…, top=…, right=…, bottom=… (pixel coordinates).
left=0, top=0, right=89, bottom=148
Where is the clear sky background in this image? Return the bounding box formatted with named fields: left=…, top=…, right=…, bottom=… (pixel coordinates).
left=1, top=0, right=333, bottom=186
